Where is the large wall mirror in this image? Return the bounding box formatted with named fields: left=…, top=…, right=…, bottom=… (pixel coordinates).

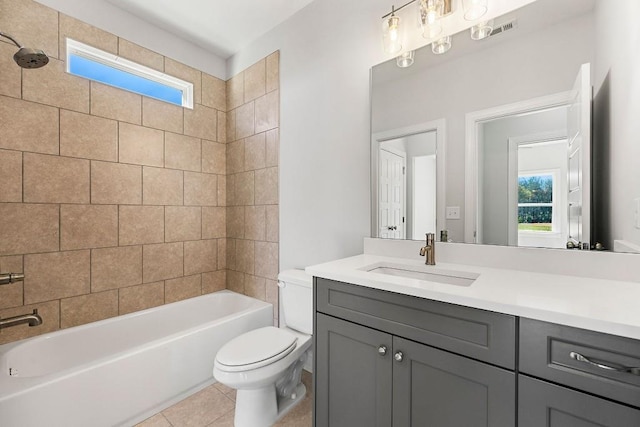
left=371, top=0, right=640, bottom=254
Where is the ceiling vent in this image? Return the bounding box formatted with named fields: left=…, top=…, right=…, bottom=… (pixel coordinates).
left=489, top=19, right=518, bottom=37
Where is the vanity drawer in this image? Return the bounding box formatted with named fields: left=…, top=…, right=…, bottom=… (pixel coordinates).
left=520, top=318, right=640, bottom=408
left=314, top=277, right=516, bottom=369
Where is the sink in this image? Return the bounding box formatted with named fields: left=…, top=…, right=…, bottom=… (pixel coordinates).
left=363, top=263, right=479, bottom=287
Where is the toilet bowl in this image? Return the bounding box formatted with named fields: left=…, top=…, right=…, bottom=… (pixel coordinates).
left=213, top=269, right=312, bottom=427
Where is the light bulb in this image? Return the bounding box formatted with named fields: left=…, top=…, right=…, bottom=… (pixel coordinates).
left=382, top=13, right=402, bottom=54
left=431, top=36, right=451, bottom=54
left=463, top=0, right=488, bottom=21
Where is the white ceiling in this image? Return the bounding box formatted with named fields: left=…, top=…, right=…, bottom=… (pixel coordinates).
left=106, top=0, right=316, bottom=59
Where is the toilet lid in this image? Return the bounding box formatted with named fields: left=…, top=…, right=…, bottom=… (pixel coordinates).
left=215, top=327, right=297, bottom=371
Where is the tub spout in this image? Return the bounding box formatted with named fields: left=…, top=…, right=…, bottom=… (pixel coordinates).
left=0, top=309, right=42, bottom=330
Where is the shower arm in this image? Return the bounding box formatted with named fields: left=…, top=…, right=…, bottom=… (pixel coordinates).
left=0, top=31, right=23, bottom=48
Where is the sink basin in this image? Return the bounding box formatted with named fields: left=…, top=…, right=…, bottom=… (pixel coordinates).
left=363, top=263, right=479, bottom=287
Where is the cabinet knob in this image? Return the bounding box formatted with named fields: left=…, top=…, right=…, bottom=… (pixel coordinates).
left=378, top=345, right=387, bottom=356
left=394, top=351, right=404, bottom=362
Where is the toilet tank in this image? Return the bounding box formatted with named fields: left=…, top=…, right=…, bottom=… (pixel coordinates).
left=278, top=269, right=313, bottom=335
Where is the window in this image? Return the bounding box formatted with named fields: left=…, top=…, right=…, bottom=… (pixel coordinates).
left=66, top=39, right=193, bottom=109
left=517, top=173, right=556, bottom=232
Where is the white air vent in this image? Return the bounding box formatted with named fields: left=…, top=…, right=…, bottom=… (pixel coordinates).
left=489, top=19, right=518, bottom=37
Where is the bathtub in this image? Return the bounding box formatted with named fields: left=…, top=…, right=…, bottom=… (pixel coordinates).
left=0, top=290, right=272, bottom=427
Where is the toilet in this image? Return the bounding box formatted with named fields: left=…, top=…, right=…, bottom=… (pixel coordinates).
left=213, top=269, right=313, bottom=427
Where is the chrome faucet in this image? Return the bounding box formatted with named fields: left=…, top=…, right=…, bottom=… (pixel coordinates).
left=0, top=309, right=42, bottom=330
left=419, top=233, right=436, bottom=265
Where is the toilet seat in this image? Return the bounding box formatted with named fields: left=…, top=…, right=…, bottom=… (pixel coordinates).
left=215, top=327, right=298, bottom=372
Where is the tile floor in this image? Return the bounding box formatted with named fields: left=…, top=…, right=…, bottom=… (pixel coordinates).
left=135, top=371, right=313, bottom=427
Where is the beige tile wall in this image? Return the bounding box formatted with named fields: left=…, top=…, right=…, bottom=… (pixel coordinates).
left=225, top=52, right=280, bottom=325
left=0, top=0, right=234, bottom=345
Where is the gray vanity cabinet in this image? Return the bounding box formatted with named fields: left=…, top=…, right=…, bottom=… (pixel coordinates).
left=314, top=277, right=517, bottom=427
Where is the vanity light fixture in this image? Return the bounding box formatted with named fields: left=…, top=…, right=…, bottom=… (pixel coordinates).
left=382, top=6, right=403, bottom=54
left=419, top=0, right=448, bottom=40
left=431, top=36, right=452, bottom=54
left=462, top=0, right=489, bottom=21
left=396, top=50, right=415, bottom=67
left=470, top=20, right=494, bottom=40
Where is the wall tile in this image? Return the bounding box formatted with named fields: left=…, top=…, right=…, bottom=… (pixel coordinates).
left=245, top=206, right=266, bottom=241
left=226, top=109, right=236, bottom=143
left=119, top=122, right=165, bottom=167
left=217, top=111, right=227, bottom=143
left=227, top=139, right=245, bottom=174
left=255, top=90, right=279, bottom=133
left=0, top=43, right=21, bottom=98
left=61, top=290, right=118, bottom=329
left=218, top=175, right=227, bottom=207
left=165, top=132, right=201, bottom=172
left=245, top=275, right=266, bottom=300
left=202, top=140, right=225, bottom=175
left=255, top=167, right=279, bottom=205
left=119, top=205, right=164, bottom=246
left=118, top=39, right=164, bottom=72
left=235, top=239, right=255, bottom=275
left=165, top=58, right=202, bottom=104
left=61, top=204, right=118, bottom=251
left=227, top=206, right=245, bottom=239
left=165, top=274, right=201, bottom=304
left=165, top=206, right=201, bottom=242
left=91, top=82, right=142, bottom=124
left=0, top=95, right=59, bottom=154
left=227, top=270, right=245, bottom=294
left=59, top=13, right=118, bottom=58
left=0, top=0, right=59, bottom=59
left=0, top=300, right=59, bottom=345
left=266, top=129, right=279, bottom=167
left=184, top=172, right=217, bottom=206
left=266, top=205, right=279, bottom=243
left=143, top=242, right=183, bottom=283
left=23, top=57, right=90, bottom=113
left=24, top=250, right=90, bottom=304
left=24, top=153, right=89, bottom=204
left=217, top=239, right=227, bottom=269
left=0, top=256, right=23, bottom=309
left=0, top=149, right=22, bottom=202
left=266, top=51, right=280, bottom=93
left=143, top=97, right=183, bottom=134
left=202, top=270, right=226, bottom=294
left=91, top=161, right=142, bottom=205
left=184, top=104, right=217, bottom=141
left=91, top=245, right=142, bottom=292
left=119, top=281, right=164, bottom=315
left=244, top=59, right=266, bottom=102
left=0, top=204, right=59, bottom=256
left=202, top=73, right=226, bottom=111
left=227, top=73, right=244, bottom=110
left=203, top=207, right=226, bottom=239
left=234, top=171, right=255, bottom=206
left=236, top=102, right=255, bottom=139
left=226, top=239, right=238, bottom=271
left=245, top=133, right=266, bottom=171
left=143, top=167, right=183, bottom=206
left=184, top=239, right=217, bottom=275
left=255, top=242, right=279, bottom=280
left=60, top=110, right=118, bottom=162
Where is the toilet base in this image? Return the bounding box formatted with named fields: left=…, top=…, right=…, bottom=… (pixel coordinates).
left=234, top=382, right=306, bottom=427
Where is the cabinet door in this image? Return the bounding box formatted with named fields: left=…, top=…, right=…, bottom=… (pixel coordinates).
left=519, top=375, right=640, bottom=427
left=315, top=313, right=392, bottom=427
left=392, top=337, right=515, bottom=427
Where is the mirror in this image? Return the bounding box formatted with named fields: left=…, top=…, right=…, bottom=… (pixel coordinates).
left=372, top=0, right=639, bottom=253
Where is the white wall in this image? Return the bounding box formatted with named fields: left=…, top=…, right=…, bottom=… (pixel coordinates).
left=34, top=0, right=226, bottom=78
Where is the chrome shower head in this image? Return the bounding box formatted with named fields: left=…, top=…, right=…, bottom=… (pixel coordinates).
left=0, top=31, right=49, bottom=69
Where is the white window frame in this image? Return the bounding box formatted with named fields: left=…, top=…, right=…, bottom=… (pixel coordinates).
left=517, top=169, right=559, bottom=234
left=66, top=38, right=194, bottom=109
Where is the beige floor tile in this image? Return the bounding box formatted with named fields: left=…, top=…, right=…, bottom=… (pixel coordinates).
left=135, top=413, right=172, bottom=427
left=162, top=386, right=234, bottom=427
left=206, top=410, right=234, bottom=427
left=275, top=371, right=313, bottom=427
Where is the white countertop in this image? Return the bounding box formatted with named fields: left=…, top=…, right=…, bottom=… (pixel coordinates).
left=306, top=254, right=640, bottom=341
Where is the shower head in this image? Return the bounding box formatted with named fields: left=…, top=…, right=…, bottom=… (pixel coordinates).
left=0, top=31, right=49, bottom=69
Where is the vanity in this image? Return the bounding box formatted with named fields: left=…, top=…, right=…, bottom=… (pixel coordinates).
left=308, top=245, right=640, bottom=427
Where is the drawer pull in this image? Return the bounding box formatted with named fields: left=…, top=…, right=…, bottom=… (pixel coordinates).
left=569, top=351, right=640, bottom=376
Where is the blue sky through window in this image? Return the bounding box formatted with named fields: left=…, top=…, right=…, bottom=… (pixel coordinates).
left=69, top=54, right=183, bottom=106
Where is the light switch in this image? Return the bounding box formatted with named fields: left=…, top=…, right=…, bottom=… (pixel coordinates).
left=446, top=206, right=461, bottom=220
left=635, top=198, right=640, bottom=229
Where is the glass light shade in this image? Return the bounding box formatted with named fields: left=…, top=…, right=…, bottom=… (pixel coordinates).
left=470, top=20, right=494, bottom=40
left=431, top=36, right=451, bottom=54
left=462, top=0, right=489, bottom=21
left=396, top=50, right=415, bottom=68
left=382, top=14, right=402, bottom=54
left=419, top=0, right=444, bottom=39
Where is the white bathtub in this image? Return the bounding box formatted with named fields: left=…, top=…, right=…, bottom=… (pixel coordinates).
left=0, top=290, right=272, bottom=427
